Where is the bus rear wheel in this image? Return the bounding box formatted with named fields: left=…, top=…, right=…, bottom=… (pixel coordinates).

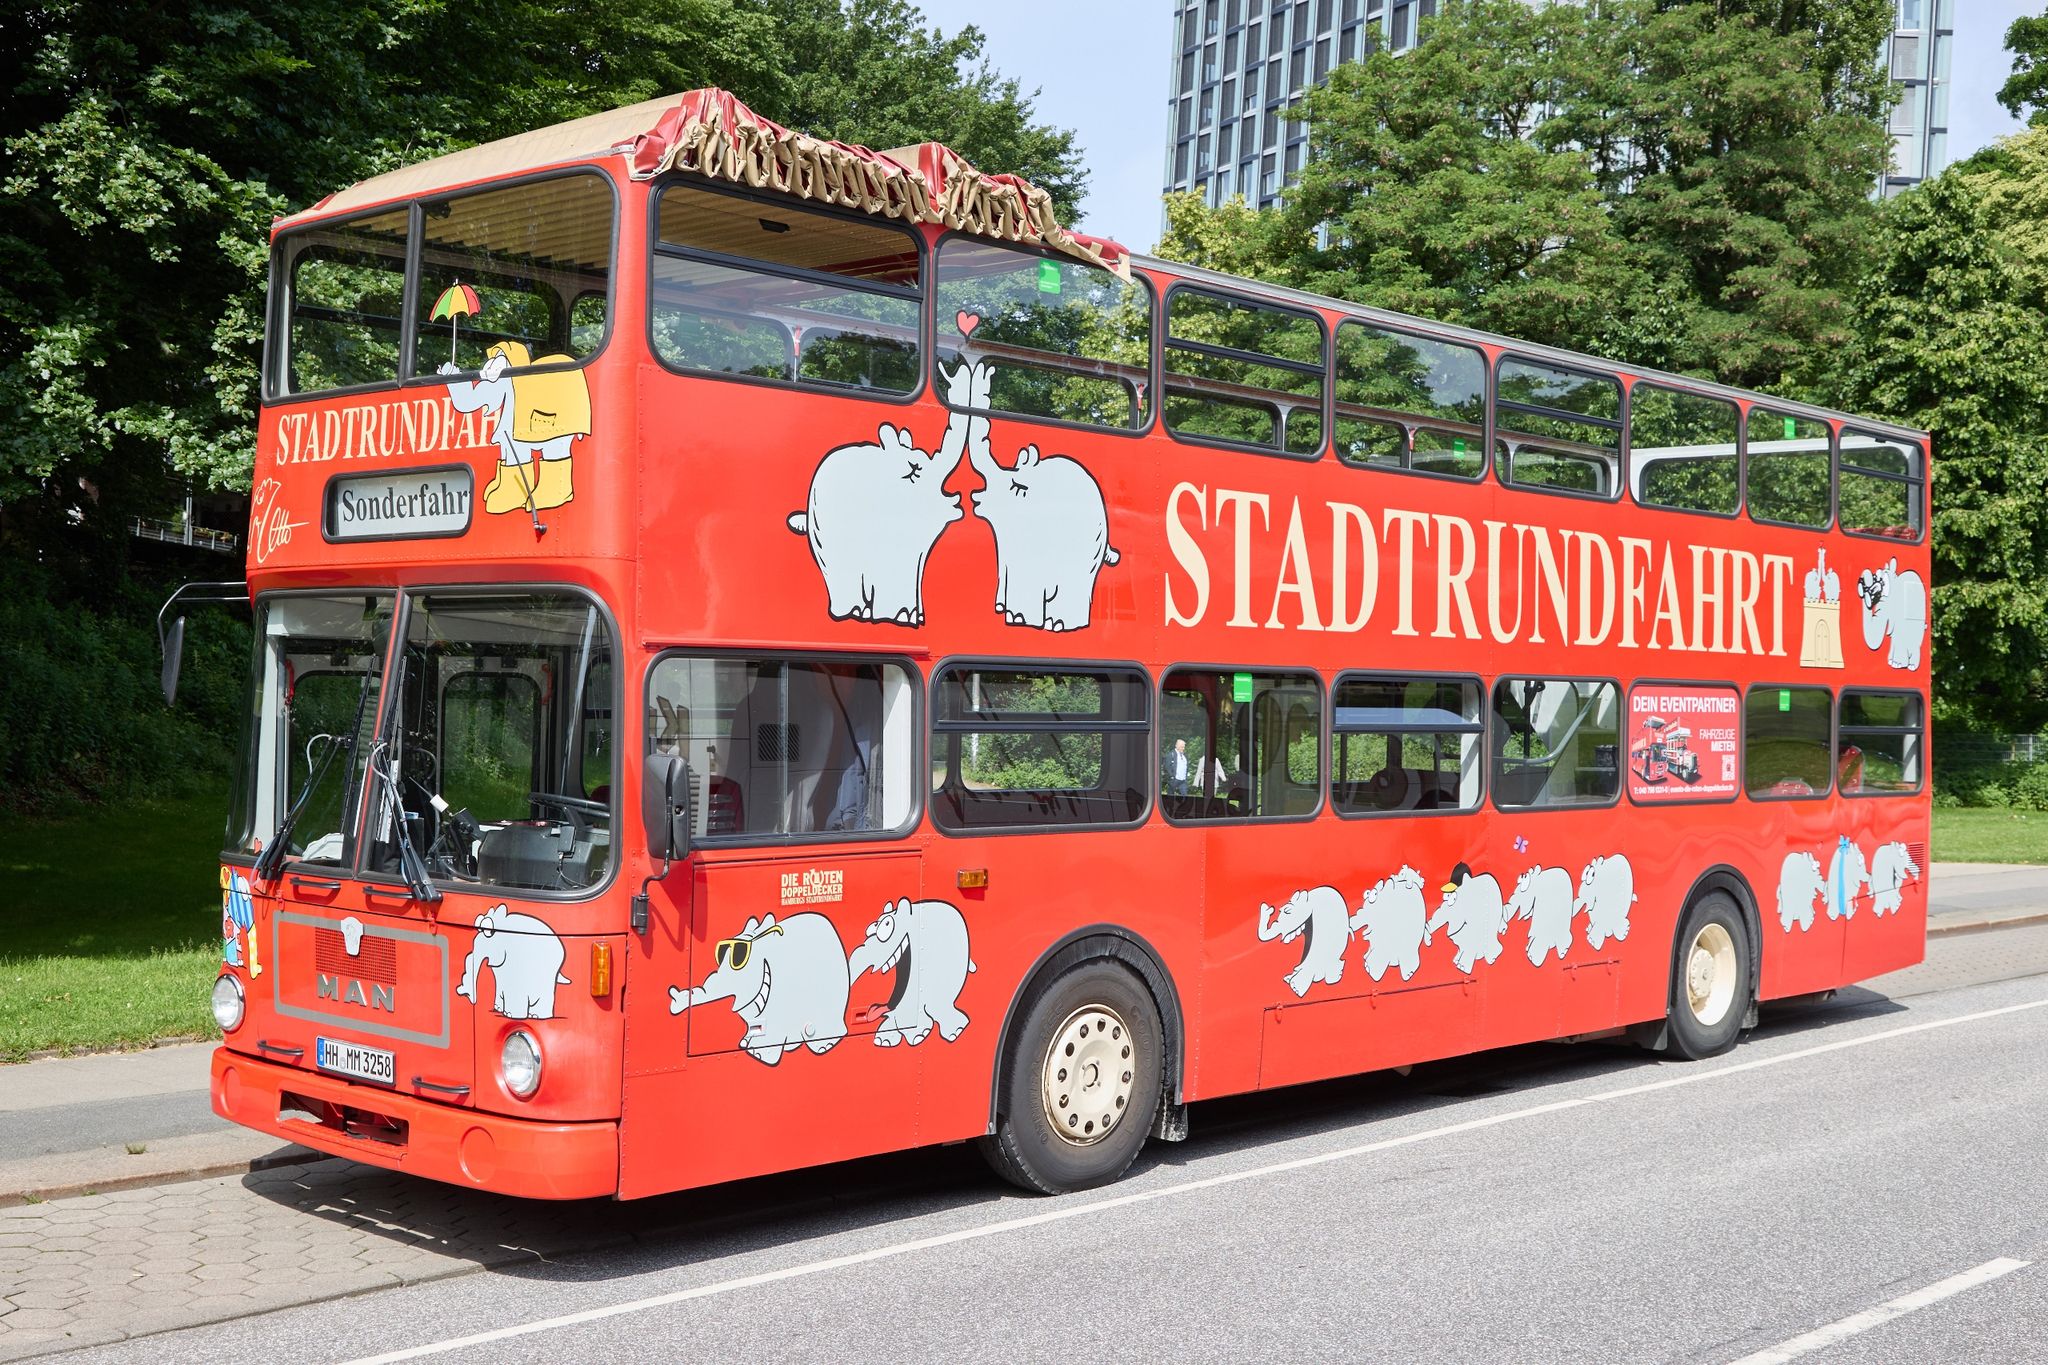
left=1667, top=891, right=1752, bottom=1060
left=980, top=960, right=1162, bottom=1194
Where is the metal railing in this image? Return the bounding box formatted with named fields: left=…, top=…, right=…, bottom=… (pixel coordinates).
left=130, top=517, right=238, bottom=554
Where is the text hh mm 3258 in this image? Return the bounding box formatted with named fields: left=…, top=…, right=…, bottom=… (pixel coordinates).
left=193, top=88, right=1930, bottom=1200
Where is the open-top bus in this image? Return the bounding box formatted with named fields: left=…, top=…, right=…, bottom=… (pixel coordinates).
left=190, top=88, right=1930, bottom=1200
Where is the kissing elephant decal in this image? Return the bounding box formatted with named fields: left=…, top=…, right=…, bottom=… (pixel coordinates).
left=788, top=358, right=1120, bottom=631
left=458, top=904, right=570, bottom=1020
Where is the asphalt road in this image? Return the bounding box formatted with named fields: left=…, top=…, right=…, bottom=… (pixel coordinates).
left=52, top=936, right=2048, bottom=1365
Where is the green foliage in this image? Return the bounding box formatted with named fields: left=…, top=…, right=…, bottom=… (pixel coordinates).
left=2000, top=10, right=2048, bottom=127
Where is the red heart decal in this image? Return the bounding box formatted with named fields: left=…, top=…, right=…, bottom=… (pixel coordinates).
left=956, top=310, right=981, bottom=337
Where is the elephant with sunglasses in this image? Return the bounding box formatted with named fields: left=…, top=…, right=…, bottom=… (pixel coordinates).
left=669, top=913, right=850, bottom=1065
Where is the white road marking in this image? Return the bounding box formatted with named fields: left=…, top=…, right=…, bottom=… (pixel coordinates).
left=346, top=993, right=2048, bottom=1365
left=1727, top=1257, right=2031, bottom=1364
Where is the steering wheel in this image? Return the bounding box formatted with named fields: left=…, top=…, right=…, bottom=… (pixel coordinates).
left=527, top=791, right=609, bottom=840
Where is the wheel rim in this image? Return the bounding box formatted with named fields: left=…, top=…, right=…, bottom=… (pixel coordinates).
left=1685, top=922, right=1738, bottom=1028
left=1040, top=1004, right=1135, bottom=1146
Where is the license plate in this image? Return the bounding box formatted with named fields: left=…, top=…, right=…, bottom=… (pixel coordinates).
left=315, top=1036, right=397, bottom=1086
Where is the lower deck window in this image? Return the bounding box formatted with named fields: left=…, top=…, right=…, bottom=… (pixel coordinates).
left=1492, top=678, right=1620, bottom=808
left=646, top=655, right=917, bottom=841
left=1161, top=668, right=1322, bottom=821
left=930, top=664, right=1150, bottom=831
left=1745, top=685, right=1833, bottom=798
left=1838, top=690, right=1923, bottom=794
left=1332, top=675, right=1482, bottom=814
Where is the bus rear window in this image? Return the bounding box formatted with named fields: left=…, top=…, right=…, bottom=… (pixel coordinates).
left=413, top=174, right=614, bottom=376
left=278, top=207, right=410, bottom=395
left=652, top=185, right=922, bottom=395
left=936, top=240, right=1151, bottom=431
left=1497, top=358, right=1622, bottom=498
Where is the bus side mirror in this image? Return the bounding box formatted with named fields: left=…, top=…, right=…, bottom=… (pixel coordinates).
left=642, top=754, right=692, bottom=862
left=160, top=617, right=186, bottom=706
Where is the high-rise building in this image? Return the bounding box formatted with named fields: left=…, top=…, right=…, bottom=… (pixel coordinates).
left=1163, top=0, right=1958, bottom=216
left=1880, top=0, right=1953, bottom=196
left=1161, top=0, right=1430, bottom=215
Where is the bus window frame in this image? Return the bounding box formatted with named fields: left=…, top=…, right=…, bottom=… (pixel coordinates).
left=353, top=581, right=626, bottom=904
left=1493, top=353, right=1625, bottom=504
left=1157, top=661, right=1327, bottom=826
left=928, top=655, right=1155, bottom=838
left=1159, top=282, right=1330, bottom=463
left=263, top=165, right=622, bottom=408
left=1623, top=380, right=1743, bottom=521
left=1837, top=427, right=1928, bottom=546
left=1487, top=673, right=1625, bottom=813
left=1622, top=677, right=1743, bottom=808
left=1329, top=319, right=1492, bottom=485
left=646, top=179, right=929, bottom=407
left=641, top=645, right=927, bottom=850
left=1329, top=670, right=1487, bottom=820
left=1836, top=687, right=1926, bottom=798
left=1742, top=404, right=1838, bottom=535
left=1741, top=682, right=1835, bottom=804
left=932, top=232, right=1159, bottom=441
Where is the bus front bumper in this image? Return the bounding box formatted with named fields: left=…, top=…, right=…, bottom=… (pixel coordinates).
left=211, top=1047, right=618, bottom=1200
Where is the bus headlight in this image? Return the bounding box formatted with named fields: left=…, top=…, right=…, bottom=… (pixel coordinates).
left=501, top=1029, right=542, bottom=1099
left=211, top=973, right=246, bottom=1032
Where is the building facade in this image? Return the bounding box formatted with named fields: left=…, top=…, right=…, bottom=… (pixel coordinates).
left=1880, top=0, right=1953, bottom=197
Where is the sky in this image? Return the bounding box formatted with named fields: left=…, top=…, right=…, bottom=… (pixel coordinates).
left=910, top=0, right=2038, bottom=256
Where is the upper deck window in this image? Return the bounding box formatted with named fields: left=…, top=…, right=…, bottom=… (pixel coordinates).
left=1333, top=322, right=1485, bottom=479
left=651, top=184, right=922, bottom=396
left=277, top=207, right=410, bottom=396
left=1496, top=357, right=1622, bottom=499
left=412, top=174, right=614, bottom=377
left=1746, top=407, right=1831, bottom=529
left=1629, top=384, right=1740, bottom=515
left=1839, top=429, right=1925, bottom=541
left=935, top=240, right=1152, bottom=431
left=1164, top=288, right=1325, bottom=456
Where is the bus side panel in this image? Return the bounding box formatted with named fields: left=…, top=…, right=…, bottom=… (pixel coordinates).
left=1752, top=799, right=1852, bottom=999
left=1837, top=796, right=1929, bottom=984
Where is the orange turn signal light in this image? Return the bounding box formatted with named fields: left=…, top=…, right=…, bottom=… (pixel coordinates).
left=590, top=942, right=613, bottom=998
left=956, top=868, right=989, bottom=890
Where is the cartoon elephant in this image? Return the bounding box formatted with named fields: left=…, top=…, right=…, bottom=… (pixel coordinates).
left=221, top=868, right=255, bottom=970
left=1826, top=837, right=1871, bottom=921
left=1856, top=559, right=1928, bottom=670
left=1573, top=854, right=1636, bottom=951
left=1776, top=851, right=1825, bottom=932
left=1508, top=864, right=1578, bottom=966
left=1425, top=866, right=1510, bottom=974
left=457, top=904, right=570, bottom=1020
left=847, top=897, right=976, bottom=1045
left=786, top=361, right=983, bottom=626
left=1869, top=840, right=1921, bottom=917
left=441, top=341, right=590, bottom=515
left=966, top=404, right=1120, bottom=632
left=1356, top=865, right=1431, bottom=983
left=1258, top=885, right=1354, bottom=997
left=670, top=912, right=849, bottom=1065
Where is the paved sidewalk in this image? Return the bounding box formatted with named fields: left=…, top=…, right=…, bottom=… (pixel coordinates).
left=1924, top=861, right=2048, bottom=932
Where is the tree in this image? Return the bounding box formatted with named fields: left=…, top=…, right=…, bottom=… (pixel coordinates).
left=2000, top=8, right=2048, bottom=127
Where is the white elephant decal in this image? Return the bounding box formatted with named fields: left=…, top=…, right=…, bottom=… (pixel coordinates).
left=1776, top=851, right=1825, bottom=932
left=1258, top=885, right=1355, bottom=997
left=1826, top=837, right=1871, bottom=921
left=670, top=913, right=850, bottom=1065
left=786, top=361, right=983, bottom=626
left=965, top=403, right=1120, bottom=632
left=1424, top=866, right=1510, bottom=973
left=1869, top=840, right=1921, bottom=917
left=1508, top=865, right=1578, bottom=966
left=1574, top=854, right=1636, bottom=951
left=1357, top=866, right=1431, bottom=983
left=847, top=897, right=976, bottom=1046
left=1856, top=559, right=1928, bottom=670
left=457, top=904, right=570, bottom=1021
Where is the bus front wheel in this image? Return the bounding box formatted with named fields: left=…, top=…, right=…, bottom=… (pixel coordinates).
left=1667, top=891, right=1752, bottom=1060
left=980, top=961, right=1163, bottom=1194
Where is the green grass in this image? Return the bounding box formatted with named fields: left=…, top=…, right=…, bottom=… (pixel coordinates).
left=0, top=789, right=228, bottom=1059
left=1932, top=806, right=2048, bottom=865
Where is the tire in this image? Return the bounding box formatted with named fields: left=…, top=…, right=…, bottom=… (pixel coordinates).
left=1666, top=891, right=1753, bottom=1060
left=979, top=960, right=1163, bottom=1194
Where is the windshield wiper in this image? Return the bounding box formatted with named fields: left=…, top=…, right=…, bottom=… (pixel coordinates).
left=254, top=665, right=377, bottom=883
left=369, top=740, right=443, bottom=904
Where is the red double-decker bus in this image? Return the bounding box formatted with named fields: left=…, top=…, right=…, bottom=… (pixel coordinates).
left=192, top=89, right=1930, bottom=1200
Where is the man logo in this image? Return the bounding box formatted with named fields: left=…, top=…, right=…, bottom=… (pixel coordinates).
left=318, top=973, right=395, bottom=1013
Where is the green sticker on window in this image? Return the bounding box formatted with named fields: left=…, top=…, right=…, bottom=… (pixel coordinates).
left=1783, top=416, right=1796, bottom=440
left=1452, top=437, right=1467, bottom=454
left=1779, top=689, right=1791, bottom=712
left=1037, top=260, right=1062, bottom=294
left=1232, top=672, right=1255, bottom=703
